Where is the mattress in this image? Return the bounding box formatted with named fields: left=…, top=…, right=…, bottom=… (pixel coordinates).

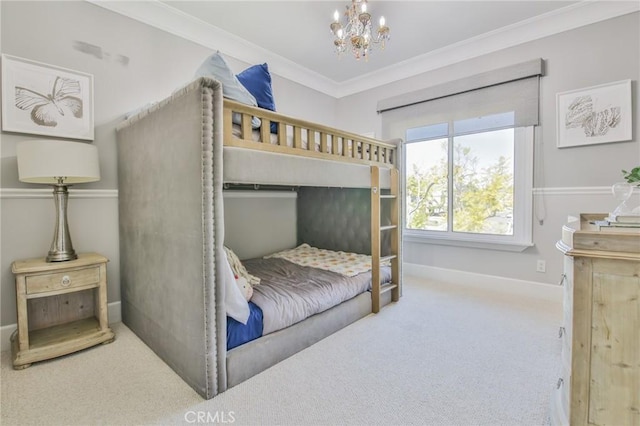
left=225, top=257, right=391, bottom=349
left=245, top=257, right=391, bottom=335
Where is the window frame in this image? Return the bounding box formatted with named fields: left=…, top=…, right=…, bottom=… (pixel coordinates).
left=402, top=126, right=534, bottom=252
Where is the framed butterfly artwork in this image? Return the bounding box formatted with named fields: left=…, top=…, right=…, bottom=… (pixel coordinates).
left=2, top=55, right=94, bottom=140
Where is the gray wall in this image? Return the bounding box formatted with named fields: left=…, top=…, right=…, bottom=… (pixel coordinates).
left=335, top=12, right=640, bottom=286
left=0, top=1, right=336, bottom=327
left=223, top=191, right=297, bottom=260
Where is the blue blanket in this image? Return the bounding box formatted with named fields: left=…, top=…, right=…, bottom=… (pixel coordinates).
left=227, top=302, right=263, bottom=350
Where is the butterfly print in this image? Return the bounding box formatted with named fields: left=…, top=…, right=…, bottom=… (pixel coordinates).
left=15, top=76, right=83, bottom=127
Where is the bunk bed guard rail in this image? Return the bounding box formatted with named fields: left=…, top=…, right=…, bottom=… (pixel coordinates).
left=223, top=99, right=398, bottom=168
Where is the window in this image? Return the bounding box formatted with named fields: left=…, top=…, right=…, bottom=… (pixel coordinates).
left=378, top=59, right=543, bottom=251
left=404, top=113, right=533, bottom=251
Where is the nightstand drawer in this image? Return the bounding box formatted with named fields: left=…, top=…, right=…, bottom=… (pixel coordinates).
left=26, top=266, right=100, bottom=294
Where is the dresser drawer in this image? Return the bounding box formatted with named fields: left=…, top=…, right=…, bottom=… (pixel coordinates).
left=26, top=266, right=101, bottom=295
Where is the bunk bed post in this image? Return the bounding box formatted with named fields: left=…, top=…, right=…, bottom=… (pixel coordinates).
left=371, top=166, right=382, bottom=313
left=371, top=165, right=401, bottom=313
left=390, top=168, right=401, bottom=302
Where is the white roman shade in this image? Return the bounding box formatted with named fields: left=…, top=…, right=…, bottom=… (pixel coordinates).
left=379, top=59, right=544, bottom=140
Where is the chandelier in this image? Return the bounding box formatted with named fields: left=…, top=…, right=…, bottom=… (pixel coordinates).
left=330, top=0, right=390, bottom=60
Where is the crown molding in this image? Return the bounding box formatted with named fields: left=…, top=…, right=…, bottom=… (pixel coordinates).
left=87, top=0, right=639, bottom=99
left=86, top=0, right=341, bottom=97
left=337, top=1, right=640, bottom=97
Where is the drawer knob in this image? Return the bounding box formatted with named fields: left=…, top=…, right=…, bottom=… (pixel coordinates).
left=61, top=275, right=71, bottom=287
left=556, top=378, right=564, bottom=389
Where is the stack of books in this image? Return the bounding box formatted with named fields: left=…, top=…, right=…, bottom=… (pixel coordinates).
left=592, top=215, right=640, bottom=233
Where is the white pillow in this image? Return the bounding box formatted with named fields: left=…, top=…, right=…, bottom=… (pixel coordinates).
left=223, top=252, right=250, bottom=324
left=224, top=246, right=261, bottom=286
left=195, top=51, right=261, bottom=129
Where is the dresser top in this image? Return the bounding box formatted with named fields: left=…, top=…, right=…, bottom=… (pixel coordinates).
left=557, top=214, right=640, bottom=260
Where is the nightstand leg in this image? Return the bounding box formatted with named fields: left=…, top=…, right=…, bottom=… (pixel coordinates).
left=14, top=363, right=31, bottom=370
left=15, top=276, right=29, bottom=351
left=10, top=330, right=31, bottom=369
left=97, top=263, right=109, bottom=331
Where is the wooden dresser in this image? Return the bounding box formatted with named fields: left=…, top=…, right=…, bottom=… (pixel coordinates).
left=551, top=214, right=639, bottom=426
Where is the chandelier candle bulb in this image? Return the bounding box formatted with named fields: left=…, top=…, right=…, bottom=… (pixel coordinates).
left=329, top=0, right=389, bottom=60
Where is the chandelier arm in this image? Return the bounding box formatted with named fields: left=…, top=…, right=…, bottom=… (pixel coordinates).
left=329, top=0, right=389, bottom=60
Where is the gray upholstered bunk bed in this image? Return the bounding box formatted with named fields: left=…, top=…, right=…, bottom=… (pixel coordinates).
left=116, top=77, right=401, bottom=399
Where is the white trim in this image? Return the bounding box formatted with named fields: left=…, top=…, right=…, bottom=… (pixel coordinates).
left=514, top=127, right=534, bottom=246
left=0, top=325, right=17, bottom=353
left=86, top=0, right=340, bottom=97
left=0, top=301, right=122, bottom=353
left=109, top=301, right=122, bottom=324
left=0, top=188, right=118, bottom=199
left=338, top=1, right=639, bottom=97
left=0, top=324, right=17, bottom=353
left=403, top=232, right=534, bottom=252
left=404, top=262, right=562, bottom=304
left=4, top=186, right=622, bottom=198
left=532, top=186, right=638, bottom=196
left=85, top=0, right=639, bottom=98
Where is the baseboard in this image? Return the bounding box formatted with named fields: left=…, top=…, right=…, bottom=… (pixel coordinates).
left=0, top=301, right=122, bottom=353
left=404, top=262, right=562, bottom=304
left=108, top=300, right=122, bottom=324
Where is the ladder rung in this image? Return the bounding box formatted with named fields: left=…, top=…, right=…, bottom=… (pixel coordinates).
left=380, top=283, right=398, bottom=294
left=380, top=194, right=396, bottom=199
left=380, top=225, right=397, bottom=231
left=380, top=255, right=397, bottom=263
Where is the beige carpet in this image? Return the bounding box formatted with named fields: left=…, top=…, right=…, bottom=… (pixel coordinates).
left=1, top=277, right=561, bottom=426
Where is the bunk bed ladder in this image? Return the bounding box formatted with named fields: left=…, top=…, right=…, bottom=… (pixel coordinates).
left=371, top=166, right=401, bottom=313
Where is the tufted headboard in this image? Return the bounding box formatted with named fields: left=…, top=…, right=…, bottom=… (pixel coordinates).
left=297, top=187, right=391, bottom=256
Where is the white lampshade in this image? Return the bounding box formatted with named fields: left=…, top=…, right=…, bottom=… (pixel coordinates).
left=17, top=140, right=100, bottom=184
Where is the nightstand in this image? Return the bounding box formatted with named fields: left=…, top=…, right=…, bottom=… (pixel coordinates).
left=10, top=252, right=115, bottom=369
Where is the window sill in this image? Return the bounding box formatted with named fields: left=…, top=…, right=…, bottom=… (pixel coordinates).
left=403, top=232, right=534, bottom=252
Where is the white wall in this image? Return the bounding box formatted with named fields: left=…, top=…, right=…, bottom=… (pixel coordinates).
left=0, top=1, right=337, bottom=327
left=335, top=12, right=640, bottom=286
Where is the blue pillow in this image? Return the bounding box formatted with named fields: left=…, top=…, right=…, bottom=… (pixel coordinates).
left=195, top=51, right=261, bottom=129
left=237, top=63, right=278, bottom=134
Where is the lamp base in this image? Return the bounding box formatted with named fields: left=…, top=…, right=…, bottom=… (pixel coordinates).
left=46, top=250, right=78, bottom=263
left=46, top=184, right=77, bottom=263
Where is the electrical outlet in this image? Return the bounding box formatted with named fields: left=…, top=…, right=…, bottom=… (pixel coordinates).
left=536, top=260, right=546, bottom=273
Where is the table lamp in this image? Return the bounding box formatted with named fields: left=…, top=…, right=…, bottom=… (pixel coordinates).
left=16, top=139, right=100, bottom=262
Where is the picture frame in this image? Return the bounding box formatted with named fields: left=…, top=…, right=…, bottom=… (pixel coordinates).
left=556, top=79, right=632, bottom=148
left=1, top=54, right=94, bottom=140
